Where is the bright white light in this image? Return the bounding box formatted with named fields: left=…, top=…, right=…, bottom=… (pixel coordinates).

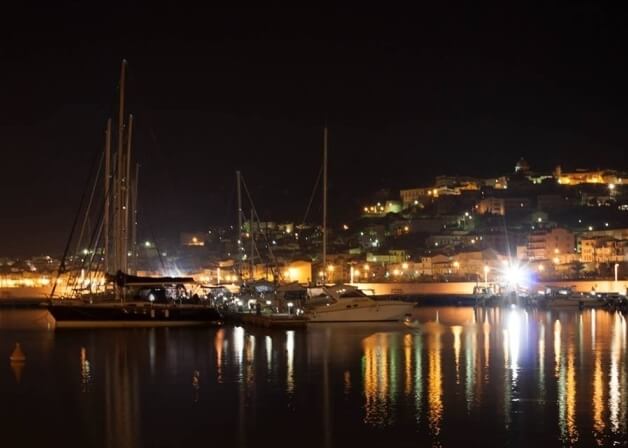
left=503, top=263, right=527, bottom=287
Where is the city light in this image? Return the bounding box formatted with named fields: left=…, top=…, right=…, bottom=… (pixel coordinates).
left=501, top=261, right=529, bottom=287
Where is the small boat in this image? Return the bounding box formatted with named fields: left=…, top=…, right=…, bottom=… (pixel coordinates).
left=540, top=286, right=604, bottom=308
left=472, top=284, right=502, bottom=306
left=305, top=284, right=414, bottom=323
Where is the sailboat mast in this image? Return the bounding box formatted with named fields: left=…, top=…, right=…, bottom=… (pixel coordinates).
left=104, top=118, right=112, bottom=274
left=250, top=207, right=254, bottom=280
left=236, top=170, right=242, bottom=272
left=115, top=60, right=127, bottom=300
left=322, top=126, right=328, bottom=282
left=131, top=163, right=139, bottom=275
left=122, top=114, right=134, bottom=274
left=115, top=59, right=127, bottom=275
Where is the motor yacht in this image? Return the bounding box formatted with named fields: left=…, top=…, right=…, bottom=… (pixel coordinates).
left=304, top=284, right=414, bottom=322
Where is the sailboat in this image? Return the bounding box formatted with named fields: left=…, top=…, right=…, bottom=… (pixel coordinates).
left=47, top=60, right=221, bottom=328
left=303, top=127, right=414, bottom=323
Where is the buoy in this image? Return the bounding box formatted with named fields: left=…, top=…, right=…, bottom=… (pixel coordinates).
left=10, top=343, right=26, bottom=363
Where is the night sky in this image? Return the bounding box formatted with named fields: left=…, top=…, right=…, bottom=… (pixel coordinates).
left=2, top=3, right=628, bottom=256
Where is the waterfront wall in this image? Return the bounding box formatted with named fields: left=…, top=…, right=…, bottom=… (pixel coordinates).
left=354, top=280, right=628, bottom=296
left=0, top=286, right=52, bottom=300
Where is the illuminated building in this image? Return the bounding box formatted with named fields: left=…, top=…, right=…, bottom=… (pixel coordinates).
left=554, top=166, right=626, bottom=186
left=527, top=228, right=575, bottom=262
left=362, top=200, right=402, bottom=217
left=180, top=232, right=206, bottom=247
left=476, top=197, right=531, bottom=216
left=580, top=237, right=627, bottom=264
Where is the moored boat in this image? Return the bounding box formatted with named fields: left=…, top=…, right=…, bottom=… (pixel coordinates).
left=48, top=300, right=222, bottom=328
left=305, top=285, right=414, bottom=323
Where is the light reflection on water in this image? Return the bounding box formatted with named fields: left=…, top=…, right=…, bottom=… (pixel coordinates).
left=0, top=307, right=626, bottom=447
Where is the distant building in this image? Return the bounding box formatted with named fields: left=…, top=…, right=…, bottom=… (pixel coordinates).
left=527, top=228, right=575, bottom=261
left=399, top=188, right=433, bottom=208
left=476, top=197, right=531, bottom=216
left=580, top=237, right=628, bottom=264
left=555, top=166, right=626, bottom=186
left=180, top=232, right=206, bottom=247
left=362, top=201, right=402, bottom=217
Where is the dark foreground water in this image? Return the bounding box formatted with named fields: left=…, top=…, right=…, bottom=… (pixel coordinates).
left=0, top=307, right=626, bottom=448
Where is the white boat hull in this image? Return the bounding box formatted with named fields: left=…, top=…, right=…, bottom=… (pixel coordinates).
left=306, top=302, right=413, bottom=322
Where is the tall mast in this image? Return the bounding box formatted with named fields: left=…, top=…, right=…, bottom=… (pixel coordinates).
left=131, top=163, right=139, bottom=275
left=104, top=118, right=112, bottom=274
left=322, top=126, right=328, bottom=282
left=250, top=207, right=255, bottom=280
left=115, top=60, right=127, bottom=300
left=115, top=59, right=127, bottom=276
left=122, top=114, right=134, bottom=274
left=236, top=170, right=242, bottom=272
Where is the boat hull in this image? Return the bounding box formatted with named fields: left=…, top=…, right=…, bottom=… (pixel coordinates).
left=306, top=302, right=413, bottom=323
left=48, top=302, right=222, bottom=328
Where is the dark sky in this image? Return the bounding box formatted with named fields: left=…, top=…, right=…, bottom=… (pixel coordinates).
left=2, top=3, right=628, bottom=256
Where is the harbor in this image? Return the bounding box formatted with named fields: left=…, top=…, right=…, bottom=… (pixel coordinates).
left=3, top=4, right=628, bottom=447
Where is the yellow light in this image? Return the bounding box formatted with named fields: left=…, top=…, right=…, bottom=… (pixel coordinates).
left=342, top=224, right=349, bottom=230
left=484, top=266, right=490, bottom=274
left=192, top=237, right=198, bottom=243
left=327, top=265, right=334, bottom=272
left=354, top=270, right=360, bottom=277
left=553, top=257, right=560, bottom=264
left=318, top=271, right=324, bottom=277
left=402, top=262, right=409, bottom=270
left=538, top=264, right=545, bottom=271
left=363, top=264, right=370, bottom=271
left=404, top=225, right=409, bottom=232
left=393, top=269, right=400, bottom=276
left=453, top=261, right=460, bottom=268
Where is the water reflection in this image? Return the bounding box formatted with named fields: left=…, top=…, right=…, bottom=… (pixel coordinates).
left=427, top=323, right=443, bottom=444
left=286, top=331, right=294, bottom=393
left=355, top=308, right=626, bottom=446
left=80, top=347, right=92, bottom=391
left=0, top=307, right=626, bottom=447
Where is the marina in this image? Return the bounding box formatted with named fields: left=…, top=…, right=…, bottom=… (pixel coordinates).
left=2, top=4, right=628, bottom=447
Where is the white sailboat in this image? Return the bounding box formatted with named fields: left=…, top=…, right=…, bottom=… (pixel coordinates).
left=303, top=127, right=414, bottom=323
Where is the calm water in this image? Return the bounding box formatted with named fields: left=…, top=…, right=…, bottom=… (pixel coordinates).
left=0, top=307, right=626, bottom=447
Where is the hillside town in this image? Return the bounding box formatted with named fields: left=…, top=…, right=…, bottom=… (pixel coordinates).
left=2, top=158, right=626, bottom=292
